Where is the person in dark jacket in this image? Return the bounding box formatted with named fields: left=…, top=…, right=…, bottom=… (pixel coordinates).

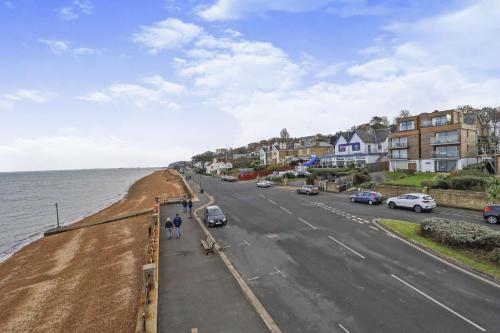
left=188, top=199, right=193, bottom=218
left=173, top=213, right=182, bottom=239
left=164, top=217, right=173, bottom=239
left=181, top=198, right=188, bottom=213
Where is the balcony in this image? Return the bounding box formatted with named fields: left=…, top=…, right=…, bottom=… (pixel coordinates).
left=430, top=136, right=460, bottom=145
left=390, top=141, right=408, bottom=149
left=390, top=155, right=408, bottom=160
left=421, top=119, right=451, bottom=128
left=431, top=151, right=459, bottom=159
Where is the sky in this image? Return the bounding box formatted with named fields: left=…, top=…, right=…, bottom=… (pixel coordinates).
left=1, top=0, right=499, bottom=171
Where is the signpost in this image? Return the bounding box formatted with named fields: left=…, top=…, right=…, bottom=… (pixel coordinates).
left=55, top=202, right=60, bottom=229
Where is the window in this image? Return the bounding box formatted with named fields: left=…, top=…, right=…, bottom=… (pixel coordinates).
left=351, top=143, right=360, bottom=151
left=378, top=143, right=382, bottom=150
left=431, top=115, right=451, bottom=126
left=368, top=144, right=372, bottom=153
left=436, top=160, right=457, bottom=172
left=391, top=149, right=408, bottom=159
left=435, top=146, right=458, bottom=157
left=399, top=121, right=415, bottom=131
left=338, top=144, right=347, bottom=152
left=391, top=137, right=407, bottom=148
left=434, top=131, right=458, bottom=144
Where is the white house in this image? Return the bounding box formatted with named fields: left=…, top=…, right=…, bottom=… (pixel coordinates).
left=193, top=161, right=203, bottom=169
left=205, top=159, right=233, bottom=174
left=321, top=129, right=389, bottom=168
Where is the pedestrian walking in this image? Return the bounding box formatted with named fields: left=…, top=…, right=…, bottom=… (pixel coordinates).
left=188, top=199, right=193, bottom=218
left=181, top=198, right=188, bottom=213
left=164, top=217, right=173, bottom=239
left=173, top=213, right=182, bottom=239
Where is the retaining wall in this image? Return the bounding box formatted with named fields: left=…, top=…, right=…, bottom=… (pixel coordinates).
left=373, top=185, right=487, bottom=211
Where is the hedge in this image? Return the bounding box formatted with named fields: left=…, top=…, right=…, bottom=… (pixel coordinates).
left=421, top=218, right=500, bottom=251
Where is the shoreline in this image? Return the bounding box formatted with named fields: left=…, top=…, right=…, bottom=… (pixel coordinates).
left=0, top=168, right=158, bottom=264
left=0, top=168, right=188, bottom=332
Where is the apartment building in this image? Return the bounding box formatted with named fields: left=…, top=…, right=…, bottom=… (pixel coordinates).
left=297, top=142, right=334, bottom=159
left=389, top=110, right=479, bottom=172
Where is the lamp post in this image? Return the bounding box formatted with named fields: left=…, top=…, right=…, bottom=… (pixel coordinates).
left=55, top=202, right=60, bottom=229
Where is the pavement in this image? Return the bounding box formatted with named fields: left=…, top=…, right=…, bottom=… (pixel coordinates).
left=157, top=189, right=268, bottom=333
left=189, top=174, right=500, bottom=333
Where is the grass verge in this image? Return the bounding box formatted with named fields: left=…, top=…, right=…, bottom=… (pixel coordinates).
left=383, top=171, right=442, bottom=187
left=379, top=219, right=500, bottom=280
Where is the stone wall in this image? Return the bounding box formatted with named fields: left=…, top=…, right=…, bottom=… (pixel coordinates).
left=373, top=185, right=487, bottom=211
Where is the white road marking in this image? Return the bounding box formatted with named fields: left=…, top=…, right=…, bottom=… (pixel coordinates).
left=298, top=218, right=318, bottom=230
left=328, top=235, right=366, bottom=259
left=268, top=199, right=277, bottom=205
left=391, top=274, right=486, bottom=332
left=221, top=245, right=232, bottom=249
left=369, top=226, right=379, bottom=231
left=273, top=266, right=287, bottom=278
left=239, top=239, right=250, bottom=246
left=226, top=224, right=232, bottom=229
left=338, top=323, right=350, bottom=333
left=259, top=194, right=266, bottom=199
left=280, top=206, right=292, bottom=214
left=248, top=276, right=261, bottom=281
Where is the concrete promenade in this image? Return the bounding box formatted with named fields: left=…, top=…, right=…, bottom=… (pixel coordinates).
left=157, top=189, right=267, bottom=333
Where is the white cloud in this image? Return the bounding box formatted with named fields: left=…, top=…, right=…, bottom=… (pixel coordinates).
left=132, top=18, right=203, bottom=54
left=58, top=0, right=93, bottom=20
left=1, top=90, right=56, bottom=109
left=39, top=39, right=101, bottom=56
left=0, top=135, right=189, bottom=172
left=197, top=0, right=384, bottom=21
left=76, top=75, right=184, bottom=109
left=38, top=39, right=70, bottom=55
left=5, top=1, right=14, bottom=9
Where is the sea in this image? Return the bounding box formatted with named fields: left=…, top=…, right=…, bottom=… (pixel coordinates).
left=0, top=168, right=158, bottom=262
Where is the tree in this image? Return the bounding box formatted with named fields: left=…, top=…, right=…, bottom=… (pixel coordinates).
left=457, top=105, right=475, bottom=113
left=369, top=116, right=389, bottom=129
left=486, top=176, right=500, bottom=203
left=396, top=109, right=411, bottom=119
left=280, top=128, right=290, bottom=140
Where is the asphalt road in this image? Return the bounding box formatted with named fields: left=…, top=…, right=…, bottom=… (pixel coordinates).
left=192, top=174, right=500, bottom=333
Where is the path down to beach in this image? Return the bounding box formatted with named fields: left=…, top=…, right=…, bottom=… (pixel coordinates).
left=0, top=169, right=187, bottom=333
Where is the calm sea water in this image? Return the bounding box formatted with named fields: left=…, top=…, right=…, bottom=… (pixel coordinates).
left=0, top=168, right=158, bottom=262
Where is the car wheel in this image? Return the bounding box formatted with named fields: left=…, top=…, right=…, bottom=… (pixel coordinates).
left=297, top=189, right=300, bottom=193
left=223, top=221, right=227, bottom=226
left=368, top=200, right=373, bottom=205
left=388, top=202, right=396, bottom=209
left=486, top=216, right=498, bottom=224
left=306, top=192, right=310, bottom=196
left=350, top=197, right=355, bottom=203
left=414, top=205, right=422, bottom=213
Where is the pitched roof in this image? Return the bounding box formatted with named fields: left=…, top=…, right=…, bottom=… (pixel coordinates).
left=354, top=128, right=389, bottom=143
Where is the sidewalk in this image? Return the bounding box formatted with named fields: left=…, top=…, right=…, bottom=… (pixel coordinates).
left=157, top=189, right=268, bottom=333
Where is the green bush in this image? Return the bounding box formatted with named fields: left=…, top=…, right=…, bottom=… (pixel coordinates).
left=354, top=170, right=371, bottom=184
left=306, top=175, right=315, bottom=185
left=284, top=172, right=296, bottom=179
left=359, top=181, right=374, bottom=189
left=449, top=176, right=487, bottom=191
left=265, top=176, right=283, bottom=184
left=432, top=174, right=450, bottom=189
left=489, top=248, right=500, bottom=264
left=421, top=218, right=500, bottom=250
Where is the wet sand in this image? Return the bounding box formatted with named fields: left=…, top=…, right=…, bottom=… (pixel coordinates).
left=0, top=169, right=187, bottom=332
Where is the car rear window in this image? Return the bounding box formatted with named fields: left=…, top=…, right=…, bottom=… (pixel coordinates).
left=423, top=196, right=433, bottom=200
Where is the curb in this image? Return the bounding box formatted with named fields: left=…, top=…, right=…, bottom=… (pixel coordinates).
left=192, top=190, right=282, bottom=333
left=373, top=219, right=500, bottom=289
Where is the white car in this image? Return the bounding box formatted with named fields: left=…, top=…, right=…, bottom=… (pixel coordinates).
left=387, top=193, right=436, bottom=213
left=257, top=180, right=272, bottom=188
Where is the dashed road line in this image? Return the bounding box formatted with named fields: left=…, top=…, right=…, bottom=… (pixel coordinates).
left=391, top=274, right=486, bottom=332
left=328, top=235, right=366, bottom=259
left=270, top=266, right=287, bottom=278
left=221, top=245, right=232, bottom=249
left=259, top=194, right=266, bottom=199
left=268, top=199, right=277, bottom=205
left=239, top=239, right=250, bottom=246
left=369, top=226, right=379, bottom=231
left=338, top=323, right=350, bottom=333
left=298, top=217, right=318, bottom=230
left=280, top=206, right=292, bottom=214
left=248, top=276, right=261, bottom=281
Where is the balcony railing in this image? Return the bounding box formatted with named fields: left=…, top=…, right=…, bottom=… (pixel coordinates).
left=430, top=136, right=460, bottom=145
left=431, top=151, right=459, bottom=159
left=421, top=119, right=451, bottom=128
left=390, top=155, right=408, bottom=160
left=390, top=141, right=408, bottom=148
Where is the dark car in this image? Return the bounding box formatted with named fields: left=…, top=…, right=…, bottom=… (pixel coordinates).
left=483, top=205, right=500, bottom=224
left=350, top=191, right=384, bottom=205
left=296, top=185, right=319, bottom=195
left=204, top=205, right=227, bottom=227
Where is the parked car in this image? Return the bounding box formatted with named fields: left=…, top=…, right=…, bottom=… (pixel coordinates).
left=483, top=205, right=500, bottom=224
left=257, top=180, right=272, bottom=188
left=386, top=193, right=436, bottom=212
left=220, top=175, right=228, bottom=181
left=296, top=185, right=319, bottom=195
left=350, top=191, right=383, bottom=205
left=226, top=176, right=237, bottom=182
left=204, top=205, right=227, bottom=227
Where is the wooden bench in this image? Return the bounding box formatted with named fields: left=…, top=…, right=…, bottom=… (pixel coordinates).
left=201, top=235, right=216, bottom=255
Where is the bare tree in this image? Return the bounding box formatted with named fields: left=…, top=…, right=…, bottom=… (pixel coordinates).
left=457, top=105, right=475, bottom=113
left=397, top=109, right=411, bottom=119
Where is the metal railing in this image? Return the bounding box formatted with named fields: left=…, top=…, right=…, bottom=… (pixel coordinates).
left=390, top=141, right=408, bottom=148
left=431, top=151, right=459, bottom=158
left=430, top=136, right=460, bottom=145
left=421, top=119, right=451, bottom=128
